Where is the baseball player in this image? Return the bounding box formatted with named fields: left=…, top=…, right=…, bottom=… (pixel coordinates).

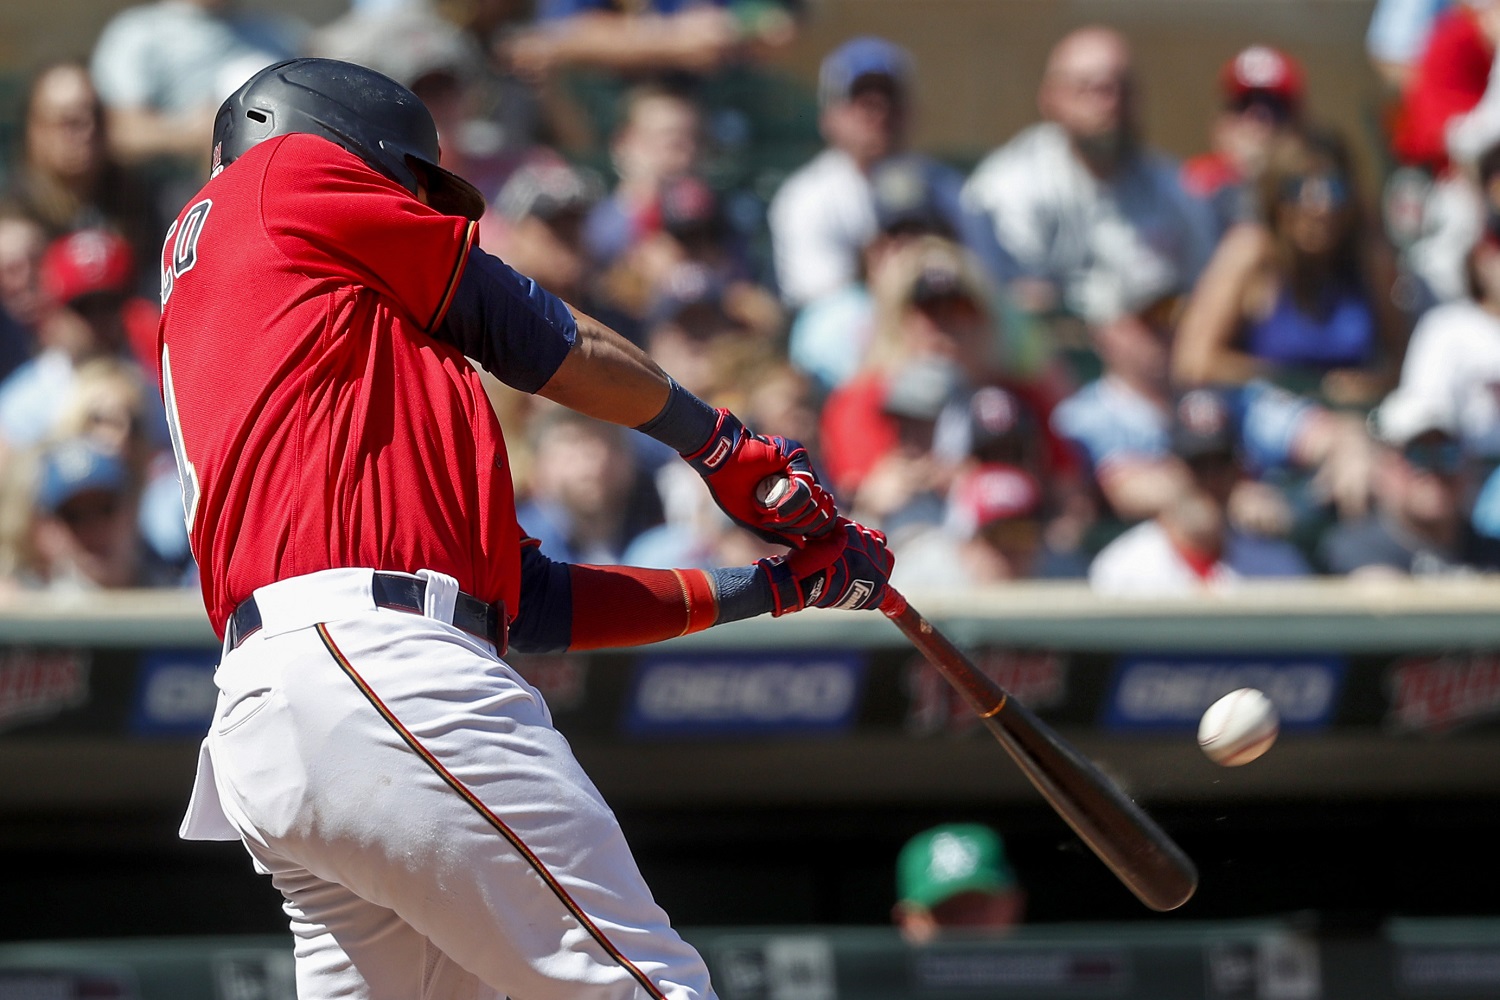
left=164, top=59, right=894, bottom=1000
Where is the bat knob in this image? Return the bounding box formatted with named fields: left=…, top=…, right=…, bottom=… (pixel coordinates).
left=756, top=476, right=792, bottom=509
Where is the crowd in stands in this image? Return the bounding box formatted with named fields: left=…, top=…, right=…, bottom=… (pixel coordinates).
left=4, top=0, right=1500, bottom=596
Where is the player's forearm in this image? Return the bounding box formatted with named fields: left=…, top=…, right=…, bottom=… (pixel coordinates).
left=507, top=549, right=772, bottom=655
left=535, top=311, right=674, bottom=427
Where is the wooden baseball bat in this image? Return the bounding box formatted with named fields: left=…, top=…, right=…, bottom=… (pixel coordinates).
left=880, top=589, right=1198, bottom=911
left=754, top=476, right=1196, bottom=909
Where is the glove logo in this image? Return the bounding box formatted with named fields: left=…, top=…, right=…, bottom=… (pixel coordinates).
left=702, top=436, right=733, bottom=469
left=806, top=575, right=826, bottom=605
left=833, top=579, right=873, bottom=611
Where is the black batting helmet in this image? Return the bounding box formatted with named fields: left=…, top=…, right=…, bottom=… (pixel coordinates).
left=212, top=57, right=486, bottom=221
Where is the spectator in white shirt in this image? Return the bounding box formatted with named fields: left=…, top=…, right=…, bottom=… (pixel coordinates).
left=90, top=0, right=302, bottom=169
left=962, top=25, right=1216, bottom=324
left=1089, top=488, right=1239, bottom=596
left=768, top=36, right=981, bottom=308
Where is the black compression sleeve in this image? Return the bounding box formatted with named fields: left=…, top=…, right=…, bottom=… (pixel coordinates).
left=508, top=539, right=574, bottom=654
left=434, top=247, right=578, bottom=393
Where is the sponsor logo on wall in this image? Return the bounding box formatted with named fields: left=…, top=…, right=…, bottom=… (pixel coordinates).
left=1104, top=655, right=1344, bottom=732
left=903, top=650, right=1066, bottom=736
left=0, top=648, right=89, bottom=733
left=1386, top=653, right=1500, bottom=734
left=624, top=653, right=865, bottom=738
left=131, top=651, right=219, bottom=736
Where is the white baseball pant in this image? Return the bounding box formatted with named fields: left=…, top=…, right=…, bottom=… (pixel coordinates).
left=180, top=567, right=716, bottom=1000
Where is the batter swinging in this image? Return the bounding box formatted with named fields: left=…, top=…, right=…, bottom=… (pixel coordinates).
left=164, top=59, right=894, bottom=1000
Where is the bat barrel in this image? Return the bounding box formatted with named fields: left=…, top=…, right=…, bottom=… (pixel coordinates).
left=984, top=701, right=1199, bottom=911
left=884, top=596, right=1198, bottom=912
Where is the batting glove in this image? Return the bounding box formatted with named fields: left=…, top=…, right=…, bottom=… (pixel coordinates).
left=681, top=408, right=838, bottom=547
left=758, top=518, right=895, bottom=617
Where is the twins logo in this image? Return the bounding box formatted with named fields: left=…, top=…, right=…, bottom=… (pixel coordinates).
left=160, top=198, right=213, bottom=306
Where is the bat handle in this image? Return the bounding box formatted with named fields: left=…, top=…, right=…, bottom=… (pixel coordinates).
left=879, top=589, right=909, bottom=619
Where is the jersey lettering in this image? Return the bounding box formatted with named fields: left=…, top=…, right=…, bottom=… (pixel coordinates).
left=160, top=199, right=212, bottom=306
left=160, top=343, right=201, bottom=555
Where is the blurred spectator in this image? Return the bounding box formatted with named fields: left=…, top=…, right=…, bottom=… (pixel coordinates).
left=1174, top=130, right=1408, bottom=410
left=586, top=83, right=703, bottom=265
left=1320, top=410, right=1500, bottom=575
left=0, top=210, right=46, bottom=382
left=50, top=358, right=191, bottom=584
left=788, top=157, right=969, bottom=393
left=623, top=462, right=778, bottom=570
left=624, top=350, right=807, bottom=570
left=311, top=1, right=522, bottom=201
left=1375, top=222, right=1500, bottom=463
left=1169, top=387, right=1312, bottom=577
left=1089, top=487, right=1239, bottom=596
left=819, top=238, right=1063, bottom=498
left=485, top=156, right=644, bottom=341
left=598, top=165, right=784, bottom=340
left=5, top=437, right=145, bottom=591
left=515, top=406, right=658, bottom=564
left=893, top=823, right=1025, bottom=945
left=639, top=262, right=761, bottom=411
left=1382, top=0, right=1500, bottom=309
left=769, top=37, right=982, bottom=308
left=89, top=0, right=303, bottom=169
left=1368, top=0, right=1454, bottom=91
left=502, top=0, right=797, bottom=81
left=1053, top=304, right=1374, bottom=527
left=732, top=354, right=821, bottom=457
left=849, top=355, right=965, bottom=533
left=2, top=62, right=160, bottom=279
left=0, top=229, right=161, bottom=455
left=1389, top=0, right=1500, bottom=176
left=961, top=25, right=1216, bottom=324
left=1181, top=46, right=1306, bottom=237
left=891, top=462, right=1087, bottom=590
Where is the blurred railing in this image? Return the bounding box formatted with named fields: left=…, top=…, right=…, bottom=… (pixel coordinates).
left=5, top=579, right=1500, bottom=810
left=5, top=577, right=1500, bottom=652
left=5, top=917, right=1500, bottom=1000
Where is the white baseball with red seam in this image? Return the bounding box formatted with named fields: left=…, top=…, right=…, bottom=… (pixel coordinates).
left=1197, top=688, right=1278, bottom=766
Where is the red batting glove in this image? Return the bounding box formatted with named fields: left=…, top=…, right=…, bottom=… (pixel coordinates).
left=758, top=518, right=895, bottom=616
left=681, top=408, right=838, bottom=547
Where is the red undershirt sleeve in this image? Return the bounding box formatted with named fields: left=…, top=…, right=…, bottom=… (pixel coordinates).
left=564, top=564, right=720, bottom=650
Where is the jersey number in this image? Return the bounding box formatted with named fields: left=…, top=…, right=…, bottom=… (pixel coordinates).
left=161, top=344, right=201, bottom=548
left=160, top=199, right=211, bottom=306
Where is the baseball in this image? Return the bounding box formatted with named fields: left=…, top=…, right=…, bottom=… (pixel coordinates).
left=1197, top=688, right=1279, bottom=766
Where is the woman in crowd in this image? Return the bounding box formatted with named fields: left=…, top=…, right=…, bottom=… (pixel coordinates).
left=1173, top=129, right=1408, bottom=409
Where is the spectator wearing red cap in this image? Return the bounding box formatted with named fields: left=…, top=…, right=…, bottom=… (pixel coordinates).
left=1182, top=45, right=1306, bottom=237
left=0, top=228, right=161, bottom=456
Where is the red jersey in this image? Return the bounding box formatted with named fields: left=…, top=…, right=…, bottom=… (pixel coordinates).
left=158, top=133, right=522, bottom=637
left=1390, top=5, right=1493, bottom=173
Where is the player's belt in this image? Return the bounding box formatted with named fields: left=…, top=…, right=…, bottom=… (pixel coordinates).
left=226, top=572, right=507, bottom=652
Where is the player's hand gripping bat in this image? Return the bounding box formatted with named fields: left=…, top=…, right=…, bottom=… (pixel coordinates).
left=757, top=478, right=1199, bottom=911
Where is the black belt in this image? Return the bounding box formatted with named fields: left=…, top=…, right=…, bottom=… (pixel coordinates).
left=227, top=572, right=506, bottom=652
